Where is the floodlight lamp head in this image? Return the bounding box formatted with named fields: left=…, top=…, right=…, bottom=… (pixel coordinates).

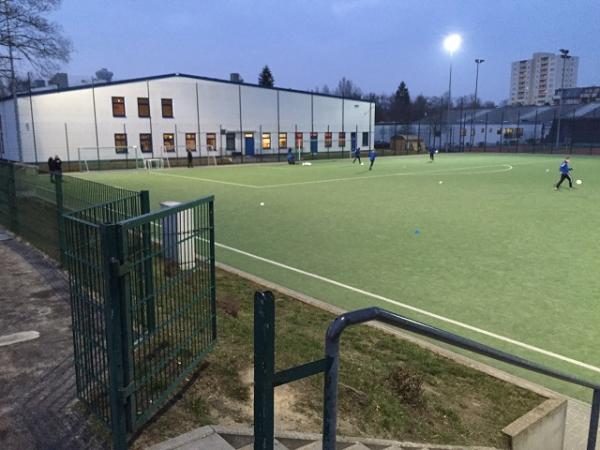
left=444, top=34, right=462, bottom=54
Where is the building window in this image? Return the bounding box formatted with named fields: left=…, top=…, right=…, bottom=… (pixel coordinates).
left=481, top=128, right=485, bottom=133
left=362, top=132, right=369, bottom=146
left=185, top=133, right=196, bottom=151
left=295, top=132, right=303, bottom=149
left=112, top=97, right=125, bottom=117
left=262, top=133, right=271, bottom=150
left=226, top=132, right=236, bottom=151
left=163, top=133, right=175, bottom=152
left=114, top=133, right=128, bottom=153
left=161, top=98, right=173, bottom=118
left=138, top=97, right=150, bottom=118
left=324, top=132, right=332, bottom=148
left=278, top=132, right=287, bottom=149
left=206, top=133, right=216, bottom=150
left=140, top=133, right=153, bottom=153
left=516, top=128, right=524, bottom=138
left=338, top=132, right=346, bottom=147
left=460, top=128, right=467, bottom=136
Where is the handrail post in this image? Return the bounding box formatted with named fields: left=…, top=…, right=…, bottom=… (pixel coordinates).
left=254, top=291, right=275, bottom=450
left=587, top=389, right=600, bottom=450
left=323, top=321, right=342, bottom=450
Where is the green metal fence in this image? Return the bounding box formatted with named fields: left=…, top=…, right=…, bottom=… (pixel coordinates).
left=0, top=160, right=143, bottom=261
left=63, top=195, right=217, bottom=450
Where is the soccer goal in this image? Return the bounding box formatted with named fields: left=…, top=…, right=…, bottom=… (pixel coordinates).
left=77, top=146, right=140, bottom=171
left=206, top=147, right=218, bottom=166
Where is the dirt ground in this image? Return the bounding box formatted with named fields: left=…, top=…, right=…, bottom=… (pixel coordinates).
left=0, top=230, right=106, bottom=450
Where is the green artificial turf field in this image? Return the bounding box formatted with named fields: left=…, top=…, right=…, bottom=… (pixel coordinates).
left=79, top=153, right=600, bottom=401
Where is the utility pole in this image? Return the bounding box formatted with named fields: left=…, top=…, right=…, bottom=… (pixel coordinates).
left=4, top=0, right=22, bottom=161
left=555, top=49, right=570, bottom=150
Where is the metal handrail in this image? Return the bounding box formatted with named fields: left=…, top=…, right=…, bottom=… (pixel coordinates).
left=322, top=307, right=600, bottom=450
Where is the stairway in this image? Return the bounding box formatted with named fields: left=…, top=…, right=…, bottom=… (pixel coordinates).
left=147, top=425, right=500, bottom=450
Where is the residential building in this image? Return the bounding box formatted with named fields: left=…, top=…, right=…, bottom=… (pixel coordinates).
left=554, top=86, right=600, bottom=104
left=510, top=52, right=579, bottom=106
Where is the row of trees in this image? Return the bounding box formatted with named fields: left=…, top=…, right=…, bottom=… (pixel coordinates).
left=260, top=65, right=498, bottom=124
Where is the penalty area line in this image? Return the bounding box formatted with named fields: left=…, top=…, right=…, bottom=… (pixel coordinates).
left=215, top=241, right=600, bottom=375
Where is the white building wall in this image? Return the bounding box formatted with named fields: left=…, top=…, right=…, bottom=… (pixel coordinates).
left=2, top=74, right=374, bottom=163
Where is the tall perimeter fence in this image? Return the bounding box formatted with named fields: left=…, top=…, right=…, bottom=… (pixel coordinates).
left=0, top=160, right=217, bottom=450
left=376, top=103, right=600, bottom=156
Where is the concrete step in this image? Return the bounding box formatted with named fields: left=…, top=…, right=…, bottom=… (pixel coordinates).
left=147, top=425, right=500, bottom=450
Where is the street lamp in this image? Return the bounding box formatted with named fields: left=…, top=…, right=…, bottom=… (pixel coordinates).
left=443, top=34, right=462, bottom=150
left=473, top=59, right=485, bottom=108
left=471, top=59, right=484, bottom=146
left=555, top=48, right=571, bottom=149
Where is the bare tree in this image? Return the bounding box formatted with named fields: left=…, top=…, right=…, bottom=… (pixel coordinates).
left=0, top=0, right=72, bottom=77
left=334, top=77, right=362, bottom=99
left=95, top=67, right=113, bottom=83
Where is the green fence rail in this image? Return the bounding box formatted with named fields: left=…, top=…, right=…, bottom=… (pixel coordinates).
left=63, top=195, right=217, bottom=450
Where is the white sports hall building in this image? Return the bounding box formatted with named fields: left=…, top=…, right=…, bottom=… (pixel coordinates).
left=0, top=73, right=375, bottom=167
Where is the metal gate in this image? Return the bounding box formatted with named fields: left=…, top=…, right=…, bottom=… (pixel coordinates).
left=63, top=195, right=216, bottom=449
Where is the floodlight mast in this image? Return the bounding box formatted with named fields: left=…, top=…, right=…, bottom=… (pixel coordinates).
left=443, top=34, right=462, bottom=150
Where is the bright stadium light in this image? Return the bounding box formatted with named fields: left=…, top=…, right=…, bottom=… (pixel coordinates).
left=443, top=33, right=462, bottom=55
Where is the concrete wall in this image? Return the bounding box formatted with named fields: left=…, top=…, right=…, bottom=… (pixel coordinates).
left=502, top=397, right=567, bottom=450
left=1, top=75, right=375, bottom=163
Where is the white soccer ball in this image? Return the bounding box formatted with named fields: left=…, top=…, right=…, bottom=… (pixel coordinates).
left=576, top=179, right=582, bottom=185
left=546, top=169, right=550, bottom=173
left=259, top=202, right=265, bottom=206
left=438, top=181, right=443, bottom=184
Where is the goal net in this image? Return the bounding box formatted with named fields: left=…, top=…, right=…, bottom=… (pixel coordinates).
left=77, top=146, right=141, bottom=171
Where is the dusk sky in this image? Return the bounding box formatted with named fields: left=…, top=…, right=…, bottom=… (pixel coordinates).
left=52, top=0, right=599, bottom=102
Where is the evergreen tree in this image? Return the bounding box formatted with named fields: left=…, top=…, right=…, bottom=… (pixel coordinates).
left=258, top=65, right=274, bottom=87
left=390, top=81, right=411, bottom=122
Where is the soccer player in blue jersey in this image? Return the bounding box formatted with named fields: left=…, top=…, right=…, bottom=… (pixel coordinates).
left=368, top=149, right=376, bottom=170
left=429, top=146, right=436, bottom=162
left=555, top=156, right=573, bottom=190
left=353, top=147, right=363, bottom=165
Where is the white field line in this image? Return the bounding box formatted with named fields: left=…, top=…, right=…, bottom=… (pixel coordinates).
left=147, top=163, right=515, bottom=190
left=150, top=171, right=259, bottom=188
left=215, top=241, right=600, bottom=375
left=259, top=164, right=514, bottom=188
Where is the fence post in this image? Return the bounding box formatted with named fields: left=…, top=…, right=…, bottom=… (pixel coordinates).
left=101, top=223, right=130, bottom=450
left=587, top=389, right=600, bottom=450
left=254, top=290, right=275, bottom=450
left=55, top=173, right=66, bottom=266
left=140, top=190, right=155, bottom=332
left=7, top=163, right=18, bottom=233
left=209, top=200, right=217, bottom=341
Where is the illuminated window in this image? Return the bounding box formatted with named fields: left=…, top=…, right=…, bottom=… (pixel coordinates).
left=139, top=133, right=152, bottom=153
left=295, top=132, right=303, bottom=149
left=163, top=133, right=175, bottom=152
left=278, top=132, right=287, bottom=149
left=112, top=97, right=125, bottom=117
left=114, top=133, right=128, bottom=153
left=206, top=133, right=216, bottom=150
left=338, top=132, right=346, bottom=147
left=161, top=98, right=173, bottom=118
left=185, top=133, right=196, bottom=151
left=137, top=97, right=150, bottom=118
left=262, top=133, right=271, bottom=150
left=503, top=128, right=514, bottom=138
left=324, top=132, right=332, bottom=148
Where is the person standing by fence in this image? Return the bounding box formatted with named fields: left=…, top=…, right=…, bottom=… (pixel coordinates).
left=53, top=155, right=62, bottom=180
left=187, top=149, right=193, bottom=168
left=48, top=157, right=56, bottom=182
